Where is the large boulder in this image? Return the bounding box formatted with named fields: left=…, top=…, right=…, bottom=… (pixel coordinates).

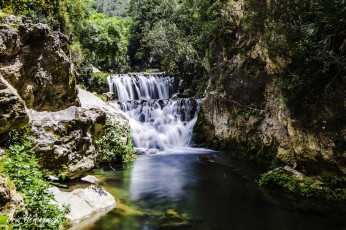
left=0, top=76, right=30, bottom=134
left=30, top=106, right=106, bottom=179
left=48, top=177, right=116, bottom=224
left=0, top=15, right=79, bottom=112
left=78, top=87, right=130, bottom=145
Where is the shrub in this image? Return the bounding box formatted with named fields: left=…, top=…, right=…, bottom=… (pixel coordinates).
left=97, top=121, right=137, bottom=163
left=258, top=171, right=346, bottom=201
left=3, top=141, right=70, bottom=229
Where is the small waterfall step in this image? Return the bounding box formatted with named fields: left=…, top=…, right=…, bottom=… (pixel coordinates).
left=108, top=73, right=200, bottom=153
left=108, top=73, right=176, bottom=100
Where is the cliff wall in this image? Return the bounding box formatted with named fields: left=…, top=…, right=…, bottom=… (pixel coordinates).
left=194, top=0, right=345, bottom=177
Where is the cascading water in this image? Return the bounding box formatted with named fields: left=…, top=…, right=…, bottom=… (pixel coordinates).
left=108, top=73, right=176, bottom=100
left=108, top=73, right=200, bottom=153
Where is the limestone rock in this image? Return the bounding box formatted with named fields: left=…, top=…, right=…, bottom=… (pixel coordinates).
left=30, top=106, right=107, bottom=179
left=0, top=15, right=79, bottom=112
left=101, top=92, right=115, bottom=101
left=0, top=76, right=30, bottom=134
left=272, top=166, right=306, bottom=180
left=78, top=87, right=129, bottom=145
left=81, top=175, right=99, bottom=184
left=193, top=0, right=345, bottom=177
left=196, top=80, right=345, bottom=176
left=0, top=175, right=24, bottom=219
left=48, top=181, right=115, bottom=224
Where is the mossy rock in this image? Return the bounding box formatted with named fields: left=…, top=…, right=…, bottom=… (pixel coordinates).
left=157, top=209, right=191, bottom=229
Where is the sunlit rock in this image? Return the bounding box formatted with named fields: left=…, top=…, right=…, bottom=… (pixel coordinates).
left=0, top=15, right=79, bottom=112
left=49, top=181, right=115, bottom=224
left=30, top=106, right=106, bottom=179
left=0, top=76, right=30, bottom=135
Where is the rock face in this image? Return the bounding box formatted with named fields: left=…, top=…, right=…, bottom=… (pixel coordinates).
left=48, top=178, right=116, bottom=224
left=196, top=63, right=345, bottom=178
left=194, top=0, right=345, bottom=177
left=0, top=15, right=79, bottom=112
left=78, top=87, right=130, bottom=146
left=30, top=106, right=106, bottom=179
left=0, top=76, right=30, bottom=134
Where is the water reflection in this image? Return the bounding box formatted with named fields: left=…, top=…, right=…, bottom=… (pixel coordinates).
left=75, top=152, right=346, bottom=230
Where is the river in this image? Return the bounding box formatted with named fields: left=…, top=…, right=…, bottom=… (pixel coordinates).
left=74, top=149, right=346, bottom=230
left=72, top=73, right=346, bottom=230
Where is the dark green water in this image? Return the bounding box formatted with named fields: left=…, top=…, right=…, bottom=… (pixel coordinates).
left=74, top=150, right=346, bottom=230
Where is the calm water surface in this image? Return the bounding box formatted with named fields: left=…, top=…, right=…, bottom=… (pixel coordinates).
left=74, top=150, right=346, bottom=230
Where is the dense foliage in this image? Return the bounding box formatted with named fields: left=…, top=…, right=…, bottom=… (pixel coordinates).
left=128, top=0, right=234, bottom=73
left=244, top=0, right=345, bottom=126
left=281, top=0, right=345, bottom=124
left=62, top=0, right=130, bottom=73
left=259, top=171, right=346, bottom=201
left=2, top=0, right=344, bottom=102
left=92, top=0, right=130, bottom=17
left=0, top=0, right=63, bottom=30
left=1, top=0, right=130, bottom=74
left=1, top=129, right=70, bottom=230
left=97, top=121, right=137, bottom=163
left=78, top=71, right=109, bottom=95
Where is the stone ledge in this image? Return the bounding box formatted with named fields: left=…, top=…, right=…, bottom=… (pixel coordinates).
left=48, top=177, right=116, bottom=225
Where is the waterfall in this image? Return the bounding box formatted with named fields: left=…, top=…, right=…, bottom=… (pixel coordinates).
left=108, top=73, right=200, bottom=153
left=108, top=73, right=175, bottom=100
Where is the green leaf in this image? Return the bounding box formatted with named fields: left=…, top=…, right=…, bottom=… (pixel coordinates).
left=0, top=215, right=9, bottom=225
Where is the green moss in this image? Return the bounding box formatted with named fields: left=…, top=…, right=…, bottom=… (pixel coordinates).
left=259, top=171, right=346, bottom=202
left=4, top=124, right=32, bottom=148
left=193, top=111, right=216, bottom=148
left=156, top=209, right=191, bottom=229
left=207, top=137, right=283, bottom=170
left=196, top=82, right=207, bottom=98
left=231, top=110, right=251, bottom=120
left=0, top=11, right=9, bottom=18
left=97, top=121, right=137, bottom=163
left=78, top=70, right=109, bottom=95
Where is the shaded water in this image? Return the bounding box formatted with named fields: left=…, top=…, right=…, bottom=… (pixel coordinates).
left=76, top=150, right=346, bottom=230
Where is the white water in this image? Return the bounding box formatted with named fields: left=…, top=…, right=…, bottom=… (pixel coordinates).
left=108, top=74, right=200, bottom=153
left=108, top=73, right=175, bottom=100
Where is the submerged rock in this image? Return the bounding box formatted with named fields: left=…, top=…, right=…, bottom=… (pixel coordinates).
left=0, top=76, right=30, bottom=135
left=30, top=106, right=106, bottom=179
left=199, top=154, right=213, bottom=162
left=48, top=180, right=115, bottom=224
left=157, top=209, right=191, bottom=229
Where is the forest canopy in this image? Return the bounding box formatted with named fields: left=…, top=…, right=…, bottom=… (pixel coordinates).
left=1, top=0, right=345, bottom=109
